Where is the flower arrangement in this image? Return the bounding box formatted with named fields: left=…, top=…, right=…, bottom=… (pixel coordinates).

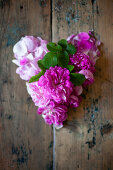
left=12, top=31, right=100, bottom=129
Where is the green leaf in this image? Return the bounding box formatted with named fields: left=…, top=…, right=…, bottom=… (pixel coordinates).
left=58, top=39, right=68, bottom=48
left=66, top=65, right=74, bottom=72
left=64, top=51, right=69, bottom=64
left=70, top=73, right=85, bottom=86
left=47, top=42, right=62, bottom=52
left=42, top=52, right=57, bottom=69
left=38, top=60, right=46, bottom=72
left=29, top=71, right=44, bottom=83
left=66, top=44, right=76, bottom=54
left=57, top=51, right=69, bottom=68
left=57, top=53, right=66, bottom=68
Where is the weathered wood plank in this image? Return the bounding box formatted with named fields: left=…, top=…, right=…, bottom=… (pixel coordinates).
left=52, top=0, right=113, bottom=169
left=93, top=0, right=113, bottom=169
left=0, top=0, right=53, bottom=170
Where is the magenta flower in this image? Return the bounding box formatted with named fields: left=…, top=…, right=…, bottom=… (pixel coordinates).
left=67, top=31, right=101, bottom=65
left=68, top=86, right=83, bottom=108
left=38, top=66, right=73, bottom=104
left=70, top=52, right=95, bottom=73
left=12, top=36, right=48, bottom=81
left=79, top=69, right=94, bottom=86
left=73, top=85, right=83, bottom=96
left=37, top=101, right=67, bottom=128
left=69, top=95, right=82, bottom=108
left=26, top=82, right=50, bottom=108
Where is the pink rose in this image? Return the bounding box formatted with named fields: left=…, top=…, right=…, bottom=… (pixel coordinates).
left=12, top=36, right=48, bottom=81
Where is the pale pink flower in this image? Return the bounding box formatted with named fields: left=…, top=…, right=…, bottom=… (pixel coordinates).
left=37, top=101, right=67, bottom=127
left=12, top=36, right=48, bottom=81
left=26, top=82, right=50, bottom=108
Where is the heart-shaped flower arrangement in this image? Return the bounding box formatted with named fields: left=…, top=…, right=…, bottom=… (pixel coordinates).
left=12, top=31, right=100, bottom=129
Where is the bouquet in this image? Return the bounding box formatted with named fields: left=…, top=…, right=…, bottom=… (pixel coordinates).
left=12, top=31, right=100, bottom=129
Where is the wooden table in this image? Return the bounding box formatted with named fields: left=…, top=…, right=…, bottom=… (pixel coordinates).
left=0, top=0, right=113, bottom=169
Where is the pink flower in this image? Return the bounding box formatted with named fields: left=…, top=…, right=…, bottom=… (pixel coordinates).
left=69, top=95, right=82, bottom=108
left=67, top=31, right=101, bottom=65
left=68, top=86, right=83, bottom=108
left=38, top=66, right=73, bottom=104
left=26, top=82, right=50, bottom=107
left=74, top=86, right=83, bottom=96
left=12, top=36, right=48, bottom=81
left=67, top=32, right=91, bottom=51
left=37, top=101, right=67, bottom=128
left=79, top=69, right=94, bottom=86
left=70, top=52, right=95, bottom=73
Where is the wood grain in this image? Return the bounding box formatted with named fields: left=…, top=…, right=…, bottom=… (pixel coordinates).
left=0, top=0, right=113, bottom=169
left=0, top=0, right=53, bottom=170
left=52, top=0, right=113, bottom=169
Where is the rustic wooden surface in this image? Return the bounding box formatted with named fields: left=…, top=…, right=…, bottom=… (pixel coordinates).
left=0, top=0, right=113, bottom=170
left=53, top=0, right=113, bottom=170
left=0, top=0, right=53, bottom=170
